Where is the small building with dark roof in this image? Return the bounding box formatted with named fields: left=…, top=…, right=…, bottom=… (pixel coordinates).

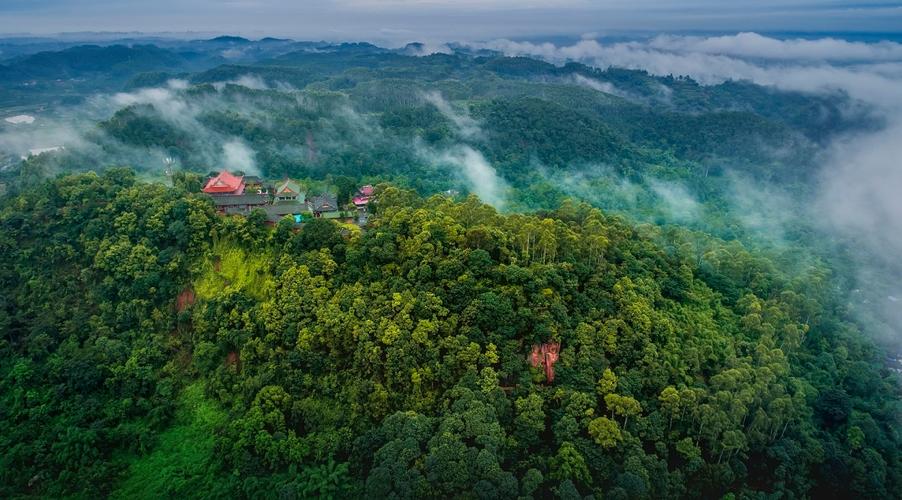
left=309, top=193, right=339, bottom=215
left=274, top=179, right=305, bottom=203
left=244, top=175, right=265, bottom=193
left=210, top=193, right=269, bottom=215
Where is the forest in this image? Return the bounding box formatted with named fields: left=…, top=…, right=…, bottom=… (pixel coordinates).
left=1, top=37, right=901, bottom=499
left=0, top=169, right=899, bottom=498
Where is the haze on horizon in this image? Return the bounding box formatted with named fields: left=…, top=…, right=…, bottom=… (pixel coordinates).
left=2, top=0, right=902, bottom=42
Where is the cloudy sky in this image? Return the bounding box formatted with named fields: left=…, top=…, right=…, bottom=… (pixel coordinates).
left=1, top=1, right=902, bottom=40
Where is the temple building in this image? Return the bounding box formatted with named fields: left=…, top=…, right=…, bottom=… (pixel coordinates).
left=308, top=193, right=342, bottom=218
left=264, top=179, right=306, bottom=224
left=352, top=184, right=374, bottom=209
left=203, top=170, right=245, bottom=195
left=273, top=179, right=305, bottom=203
left=202, top=170, right=268, bottom=215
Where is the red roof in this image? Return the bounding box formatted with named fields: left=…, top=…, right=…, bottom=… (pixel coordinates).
left=203, top=171, right=245, bottom=194
left=359, top=185, right=374, bottom=196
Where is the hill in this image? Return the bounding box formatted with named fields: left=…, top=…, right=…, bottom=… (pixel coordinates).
left=0, top=171, right=898, bottom=498
left=0, top=44, right=197, bottom=81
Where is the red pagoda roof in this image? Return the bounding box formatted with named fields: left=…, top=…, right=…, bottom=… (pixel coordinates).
left=203, top=170, right=245, bottom=194
left=353, top=185, right=374, bottom=206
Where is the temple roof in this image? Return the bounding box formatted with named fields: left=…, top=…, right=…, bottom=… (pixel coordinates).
left=310, top=193, right=338, bottom=212
left=203, top=171, right=245, bottom=194
left=210, top=193, right=269, bottom=206
left=275, top=179, right=302, bottom=196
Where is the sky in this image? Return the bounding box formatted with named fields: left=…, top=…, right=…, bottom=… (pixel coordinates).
left=1, top=1, right=902, bottom=41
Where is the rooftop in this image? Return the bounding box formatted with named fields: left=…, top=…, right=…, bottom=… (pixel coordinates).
left=275, top=179, right=302, bottom=196
left=203, top=170, right=245, bottom=194
left=210, top=193, right=269, bottom=206
left=310, top=193, right=338, bottom=212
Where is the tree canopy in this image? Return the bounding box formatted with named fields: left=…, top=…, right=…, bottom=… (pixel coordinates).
left=1, top=172, right=898, bottom=498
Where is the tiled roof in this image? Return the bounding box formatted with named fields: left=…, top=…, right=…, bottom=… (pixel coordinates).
left=210, top=193, right=269, bottom=206
left=275, top=179, right=302, bottom=195
left=310, top=194, right=338, bottom=212
left=203, top=170, right=245, bottom=194
left=263, top=202, right=305, bottom=222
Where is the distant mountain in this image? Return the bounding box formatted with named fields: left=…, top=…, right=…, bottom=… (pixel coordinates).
left=259, top=37, right=292, bottom=43
left=1, top=44, right=193, bottom=81
left=204, top=35, right=251, bottom=44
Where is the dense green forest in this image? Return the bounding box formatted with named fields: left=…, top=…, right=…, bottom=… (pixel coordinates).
left=1, top=170, right=899, bottom=498
left=1, top=37, right=900, bottom=498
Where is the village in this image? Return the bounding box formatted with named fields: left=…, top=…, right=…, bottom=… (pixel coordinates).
left=200, top=169, right=373, bottom=226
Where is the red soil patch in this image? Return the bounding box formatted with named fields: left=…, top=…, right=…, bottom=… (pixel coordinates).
left=176, top=287, right=196, bottom=312
left=226, top=350, right=240, bottom=371
left=528, top=342, right=561, bottom=383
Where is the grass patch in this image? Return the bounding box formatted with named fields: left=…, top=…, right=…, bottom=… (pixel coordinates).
left=194, top=240, right=272, bottom=301
left=112, top=382, right=233, bottom=499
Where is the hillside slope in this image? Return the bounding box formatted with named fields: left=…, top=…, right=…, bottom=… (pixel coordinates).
left=0, top=171, right=898, bottom=498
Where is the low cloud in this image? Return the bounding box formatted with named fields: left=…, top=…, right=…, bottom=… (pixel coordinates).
left=0, top=121, right=89, bottom=159
left=648, top=180, right=701, bottom=224
left=473, top=34, right=902, bottom=106
left=112, top=81, right=198, bottom=129
left=569, top=74, right=627, bottom=98
left=479, top=32, right=902, bottom=347
left=421, top=90, right=482, bottom=139
left=221, top=139, right=259, bottom=175
left=404, top=41, right=453, bottom=57
left=816, top=121, right=902, bottom=336
left=418, top=143, right=507, bottom=208
left=211, top=74, right=295, bottom=92
left=647, top=32, right=902, bottom=62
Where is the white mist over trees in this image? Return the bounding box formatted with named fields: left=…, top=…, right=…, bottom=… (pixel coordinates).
left=472, top=32, right=902, bottom=348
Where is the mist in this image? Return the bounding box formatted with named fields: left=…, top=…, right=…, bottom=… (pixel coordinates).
left=422, top=91, right=482, bottom=140
left=487, top=32, right=902, bottom=348
left=221, top=140, right=258, bottom=176
left=2, top=32, right=900, bottom=349
left=434, top=145, right=507, bottom=208
left=418, top=91, right=507, bottom=207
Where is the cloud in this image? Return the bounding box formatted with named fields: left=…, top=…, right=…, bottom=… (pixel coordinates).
left=817, top=121, right=902, bottom=344
left=231, top=74, right=271, bottom=90
left=221, top=139, right=259, bottom=175
left=212, top=74, right=296, bottom=92
left=481, top=32, right=902, bottom=346
left=0, top=121, right=89, bottom=158
left=221, top=47, right=247, bottom=59
left=403, top=41, right=453, bottom=56
left=473, top=34, right=902, bottom=107
left=569, top=73, right=627, bottom=98
left=418, top=143, right=507, bottom=208
left=648, top=180, right=701, bottom=223
left=421, top=90, right=482, bottom=139
left=0, top=78, right=277, bottom=175
left=723, top=171, right=798, bottom=245
left=417, top=91, right=505, bottom=206
left=544, top=164, right=706, bottom=225
left=647, top=32, right=902, bottom=62
left=112, top=82, right=198, bottom=129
